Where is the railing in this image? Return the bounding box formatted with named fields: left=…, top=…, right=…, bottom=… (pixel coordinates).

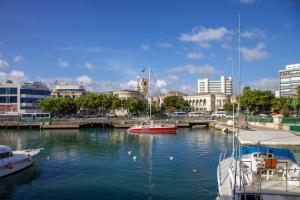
left=246, top=117, right=273, bottom=123
left=283, top=117, right=298, bottom=124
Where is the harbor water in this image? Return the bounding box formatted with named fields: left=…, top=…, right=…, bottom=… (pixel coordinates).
left=0, top=128, right=240, bottom=199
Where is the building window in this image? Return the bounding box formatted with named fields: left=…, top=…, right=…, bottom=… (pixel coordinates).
left=21, top=89, right=51, bottom=96
left=0, top=96, right=17, bottom=103
left=0, top=88, right=17, bottom=94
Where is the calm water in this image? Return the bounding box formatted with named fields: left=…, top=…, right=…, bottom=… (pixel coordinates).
left=0, top=128, right=234, bottom=200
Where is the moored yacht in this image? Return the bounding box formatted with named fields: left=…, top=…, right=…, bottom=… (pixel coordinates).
left=217, top=130, right=300, bottom=200
left=128, top=121, right=177, bottom=134
left=0, top=145, right=43, bottom=178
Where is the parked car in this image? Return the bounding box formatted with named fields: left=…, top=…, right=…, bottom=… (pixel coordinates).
left=188, top=112, right=203, bottom=117
left=172, top=112, right=188, bottom=119
left=211, top=111, right=226, bottom=118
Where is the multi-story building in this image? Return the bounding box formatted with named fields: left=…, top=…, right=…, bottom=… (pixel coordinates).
left=184, top=93, right=230, bottom=112
left=198, top=76, right=233, bottom=95
left=0, top=81, right=51, bottom=115
left=113, top=89, right=145, bottom=102
left=279, top=63, right=300, bottom=97
left=51, top=84, right=86, bottom=98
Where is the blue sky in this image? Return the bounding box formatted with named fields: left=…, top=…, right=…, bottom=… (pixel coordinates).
left=0, top=0, right=299, bottom=94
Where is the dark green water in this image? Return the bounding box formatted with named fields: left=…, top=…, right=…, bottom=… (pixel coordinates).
left=0, top=128, right=233, bottom=200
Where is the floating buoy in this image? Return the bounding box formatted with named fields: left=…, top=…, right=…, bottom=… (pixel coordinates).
left=169, top=156, right=174, bottom=160
left=133, top=156, right=137, bottom=161
left=46, top=156, right=50, bottom=160
left=192, top=169, right=198, bottom=173
left=222, top=128, right=228, bottom=134
left=128, top=151, right=132, bottom=155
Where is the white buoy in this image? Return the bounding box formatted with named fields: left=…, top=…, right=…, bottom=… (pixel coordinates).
left=128, top=150, right=132, bottom=155
left=169, top=156, right=174, bottom=160
left=222, top=128, right=228, bottom=134
left=46, top=156, right=50, bottom=160
left=133, top=156, right=137, bottom=161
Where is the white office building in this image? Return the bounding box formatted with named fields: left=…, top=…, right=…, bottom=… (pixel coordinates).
left=279, top=63, right=300, bottom=97
left=0, top=81, right=51, bottom=115
left=198, top=76, right=233, bottom=95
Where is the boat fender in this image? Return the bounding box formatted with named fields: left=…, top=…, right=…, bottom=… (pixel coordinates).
left=6, top=163, right=14, bottom=169
left=192, top=169, right=197, bottom=173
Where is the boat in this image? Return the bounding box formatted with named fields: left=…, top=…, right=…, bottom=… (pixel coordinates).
left=128, top=122, right=177, bottom=133
left=217, top=130, right=300, bottom=200
left=0, top=145, right=43, bottom=178
left=128, top=67, right=177, bottom=134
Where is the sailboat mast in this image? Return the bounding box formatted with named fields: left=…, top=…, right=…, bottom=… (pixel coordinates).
left=149, top=66, right=152, bottom=120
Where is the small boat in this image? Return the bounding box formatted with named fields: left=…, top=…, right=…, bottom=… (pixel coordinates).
left=128, top=122, right=177, bottom=134
left=128, top=66, right=177, bottom=134
left=0, top=145, right=43, bottom=178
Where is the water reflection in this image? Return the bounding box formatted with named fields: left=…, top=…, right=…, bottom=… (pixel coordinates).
left=3, top=128, right=298, bottom=199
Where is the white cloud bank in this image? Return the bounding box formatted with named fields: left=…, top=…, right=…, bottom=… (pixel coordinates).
left=76, top=75, right=93, bottom=86
left=248, top=78, right=278, bottom=91
left=241, top=42, right=268, bottom=62
left=179, top=27, right=231, bottom=43
left=0, top=70, right=28, bottom=83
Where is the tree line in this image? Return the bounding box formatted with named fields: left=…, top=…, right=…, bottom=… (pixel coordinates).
left=223, top=86, right=300, bottom=116
left=38, top=92, right=190, bottom=117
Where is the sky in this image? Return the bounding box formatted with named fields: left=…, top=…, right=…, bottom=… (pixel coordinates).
left=0, top=0, right=299, bottom=94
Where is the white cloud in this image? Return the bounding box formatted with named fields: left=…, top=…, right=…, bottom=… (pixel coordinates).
left=186, top=52, right=203, bottom=60
left=57, top=58, right=70, bottom=68
left=241, top=42, right=268, bottom=62
left=221, top=43, right=232, bottom=50
left=0, top=58, right=9, bottom=69
left=0, top=70, right=28, bottom=83
left=248, top=78, right=278, bottom=91
left=13, top=55, right=23, bottom=62
left=140, top=43, right=150, bottom=50
left=168, top=75, right=180, bottom=82
left=156, top=79, right=167, bottom=88
left=240, top=0, right=256, bottom=4
left=179, top=27, right=231, bottom=43
left=198, top=42, right=210, bottom=49
left=241, top=28, right=266, bottom=39
left=84, top=62, right=95, bottom=70
left=9, top=70, right=28, bottom=82
left=124, top=79, right=137, bottom=89
left=157, top=42, right=172, bottom=48
left=76, top=75, right=93, bottom=86
left=167, top=64, right=220, bottom=77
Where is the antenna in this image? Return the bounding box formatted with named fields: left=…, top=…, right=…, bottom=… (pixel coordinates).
left=149, top=66, right=151, bottom=120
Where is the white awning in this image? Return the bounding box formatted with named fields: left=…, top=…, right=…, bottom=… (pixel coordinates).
left=238, top=130, right=300, bottom=146
left=0, top=145, right=11, bottom=154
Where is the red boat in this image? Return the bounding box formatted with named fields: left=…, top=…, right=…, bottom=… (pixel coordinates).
left=128, top=124, right=177, bottom=134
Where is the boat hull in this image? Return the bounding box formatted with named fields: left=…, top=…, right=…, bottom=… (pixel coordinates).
left=128, top=127, right=177, bottom=134
left=0, top=157, right=33, bottom=178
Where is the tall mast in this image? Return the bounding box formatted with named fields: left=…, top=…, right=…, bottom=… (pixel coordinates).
left=149, top=66, right=151, bottom=120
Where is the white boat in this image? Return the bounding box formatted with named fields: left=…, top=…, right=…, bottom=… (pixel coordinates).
left=217, top=130, right=300, bottom=200
left=0, top=145, right=43, bottom=178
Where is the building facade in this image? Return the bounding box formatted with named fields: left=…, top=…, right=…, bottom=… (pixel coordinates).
left=113, top=89, right=145, bottom=101
left=0, top=81, right=51, bottom=115
left=198, top=76, right=233, bottom=95
left=279, top=63, right=300, bottom=97
left=184, top=93, right=230, bottom=112
left=51, top=84, right=86, bottom=98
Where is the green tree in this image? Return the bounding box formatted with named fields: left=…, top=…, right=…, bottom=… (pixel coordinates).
left=161, top=96, right=190, bottom=113
left=240, top=87, right=274, bottom=114
left=223, top=102, right=237, bottom=112
left=123, top=98, right=146, bottom=115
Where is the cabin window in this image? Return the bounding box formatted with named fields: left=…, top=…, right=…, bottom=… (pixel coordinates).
left=0, top=152, right=10, bottom=159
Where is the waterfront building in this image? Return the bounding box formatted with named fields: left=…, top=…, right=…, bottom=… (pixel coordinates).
left=184, top=93, right=230, bottom=112
left=113, top=89, right=145, bottom=101
left=279, top=63, right=300, bottom=97
left=197, top=76, right=233, bottom=95
left=0, top=81, right=51, bottom=115
left=51, top=84, right=86, bottom=98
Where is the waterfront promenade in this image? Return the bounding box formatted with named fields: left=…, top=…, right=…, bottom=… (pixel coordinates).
left=0, top=117, right=212, bottom=129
